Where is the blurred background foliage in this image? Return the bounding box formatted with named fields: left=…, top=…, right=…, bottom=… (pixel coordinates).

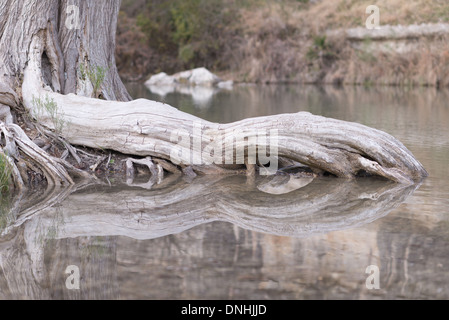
left=116, top=0, right=449, bottom=86
left=117, top=0, right=243, bottom=80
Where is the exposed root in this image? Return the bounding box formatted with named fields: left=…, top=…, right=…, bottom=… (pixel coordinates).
left=90, top=155, right=107, bottom=172
left=55, top=157, right=94, bottom=181
left=0, top=149, right=24, bottom=192
left=10, top=33, right=427, bottom=187
left=125, top=156, right=164, bottom=187
left=152, top=158, right=182, bottom=175
left=74, top=147, right=100, bottom=160
left=37, top=127, right=82, bottom=165
left=0, top=121, right=76, bottom=189
left=9, top=124, right=73, bottom=186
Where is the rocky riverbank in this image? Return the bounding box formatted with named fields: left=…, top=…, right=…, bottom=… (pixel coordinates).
left=116, top=1, right=449, bottom=87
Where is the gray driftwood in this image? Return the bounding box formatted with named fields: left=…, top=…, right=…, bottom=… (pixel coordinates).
left=0, top=0, right=427, bottom=188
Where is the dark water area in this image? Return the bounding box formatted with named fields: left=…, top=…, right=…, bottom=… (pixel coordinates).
left=0, top=83, right=448, bottom=299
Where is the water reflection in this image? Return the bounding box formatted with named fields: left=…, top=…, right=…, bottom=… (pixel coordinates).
left=1, top=83, right=448, bottom=299
left=0, top=176, right=419, bottom=299
left=145, top=84, right=223, bottom=108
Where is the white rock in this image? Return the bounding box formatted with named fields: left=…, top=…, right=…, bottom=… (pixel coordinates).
left=145, top=72, right=176, bottom=86
left=188, top=67, right=221, bottom=86
left=144, top=68, right=230, bottom=103
left=146, top=68, right=224, bottom=87
left=176, top=69, right=193, bottom=82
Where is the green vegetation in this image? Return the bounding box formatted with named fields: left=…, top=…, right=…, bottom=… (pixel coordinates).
left=32, top=95, right=67, bottom=135
left=136, top=0, right=239, bottom=69
left=306, top=35, right=336, bottom=63
left=0, top=162, right=13, bottom=232
left=79, top=63, right=109, bottom=99
left=117, top=0, right=449, bottom=86
left=0, top=199, right=12, bottom=234
left=81, top=236, right=110, bottom=259
left=0, top=152, right=12, bottom=194
left=307, top=36, right=326, bottom=61
left=116, top=0, right=243, bottom=79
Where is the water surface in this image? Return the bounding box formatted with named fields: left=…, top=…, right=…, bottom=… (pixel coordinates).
left=0, top=84, right=448, bottom=299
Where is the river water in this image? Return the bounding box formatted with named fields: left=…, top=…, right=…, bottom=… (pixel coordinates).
left=0, top=83, right=448, bottom=300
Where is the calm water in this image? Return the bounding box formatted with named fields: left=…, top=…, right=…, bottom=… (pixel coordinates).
left=0, top=83, right=448, bottom=299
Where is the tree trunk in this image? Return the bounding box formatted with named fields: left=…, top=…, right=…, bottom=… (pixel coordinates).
left=0, top=0, right=130, bottom=102
left=0, top=0, right=428, bottom=190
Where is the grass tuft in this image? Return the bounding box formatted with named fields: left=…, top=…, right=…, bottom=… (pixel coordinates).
left=0, top=152, right=12, bottom=194
left=32, top=95, right=67, bottom=135
left=79, top=63, right=109, bottom=99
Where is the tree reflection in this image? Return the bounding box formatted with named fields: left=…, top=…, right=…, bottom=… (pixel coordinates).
left=0, top=176, right=420, bottom=299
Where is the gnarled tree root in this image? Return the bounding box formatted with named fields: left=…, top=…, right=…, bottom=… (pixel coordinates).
left=0, top=120, right=94, bottom=191
left=0, top=1, right=428, bottom=190
left=13, top=34, right=428, bottom=186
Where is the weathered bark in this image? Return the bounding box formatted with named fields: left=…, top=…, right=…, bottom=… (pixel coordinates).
left=0, top=0, right=130, bottom=101
left=0, top=0, right=130, bottom=189
left=0, top=0, right=428, bottom=188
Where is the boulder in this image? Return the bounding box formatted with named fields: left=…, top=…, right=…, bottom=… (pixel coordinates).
left=145, top=67, right=224, bottom=87
left=185, top=67, right=221, bottom=86
left=144, top=68, right=233, bottom=105
left=145, top=72, right=176, bottom=86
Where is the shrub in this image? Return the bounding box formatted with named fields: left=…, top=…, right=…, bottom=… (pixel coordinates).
left=32, top=95, right=67, bottom=135
left=132, top=0, right=242, bottom=71
left=79, top=63, right=109, bottom=98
